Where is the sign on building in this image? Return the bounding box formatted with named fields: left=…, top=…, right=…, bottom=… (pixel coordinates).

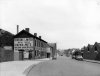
left=4, top=46, right=12, bottom=50
left=14, top=38, right=33, bottom=51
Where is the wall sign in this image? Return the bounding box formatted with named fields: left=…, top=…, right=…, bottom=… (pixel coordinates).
left=14, top=38, right=33, bottom=51
left=4, top=46, right=12, bottom=50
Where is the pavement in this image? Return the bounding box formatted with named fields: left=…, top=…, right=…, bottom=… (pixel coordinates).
left=0, top=58, right=50, bottom=76
left=25, top=56, right=100, bottom=76
left=84, top=59, right=100, bottom=64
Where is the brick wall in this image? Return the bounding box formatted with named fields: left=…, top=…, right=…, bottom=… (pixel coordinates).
left=0, top=47, right=14, bottom=62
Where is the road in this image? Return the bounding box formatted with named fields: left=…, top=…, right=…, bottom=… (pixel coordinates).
left=26, top=56, right=100, bottom=76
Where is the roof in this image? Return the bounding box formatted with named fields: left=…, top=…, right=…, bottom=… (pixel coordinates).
left=48, top=43, right=57, bottom=49
left=88, top=44, right=93, bottom=48
left=97, top=43, right=100, bottom=46
left=14, top=30, right=35, bottom=38
left=89, top=45, right=93, bottom=48
left=0, top=29, right=14, bottom=46
left=14, top=30, right=47, bottom=43
left=0, top=29, right=14, bottom=36
left=94, top=42, right=100, bottom=47
left=48, top=43, right=56, bottom=47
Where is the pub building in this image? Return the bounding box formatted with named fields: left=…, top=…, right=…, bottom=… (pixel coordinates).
left=14, top=28, right=48, bottom=60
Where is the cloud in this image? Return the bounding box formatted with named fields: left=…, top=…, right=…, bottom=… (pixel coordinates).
left=1, top=0, right=100, bottom=49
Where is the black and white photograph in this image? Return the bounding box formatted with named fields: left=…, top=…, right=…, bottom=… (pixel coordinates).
left=0, top=0, right=100, bottom=76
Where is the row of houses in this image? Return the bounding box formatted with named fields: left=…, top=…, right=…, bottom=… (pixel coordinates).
left=0, top=27, right=57, bottom=62
left=81, top=42, right=100, bottom=60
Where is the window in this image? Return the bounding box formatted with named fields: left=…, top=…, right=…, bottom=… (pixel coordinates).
left=95, top=46, right=97, bottom=51
left=20, top=39, right=23, bottom=41
left=26, top=38, right=28, bottom=41
left=41, top=42, right=43, bottom=47
left=88, top=47, right=89, bottom=51
left=35, top=40, right=36, bottom=46
left=39, top=41, right=41, bottom=47
left=37, top=40, right=39, bottom=47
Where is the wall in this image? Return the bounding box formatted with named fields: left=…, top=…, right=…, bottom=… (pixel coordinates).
left=0, top=47, right=14, bottom=62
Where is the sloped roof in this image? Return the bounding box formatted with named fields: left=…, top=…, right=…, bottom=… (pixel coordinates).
left=0, top=29, right=14, bottom=46
left=97, top=43, right=100, bottom=46
left=0, top=29, right=14, bottom=36
left=89, top=45, right=93, bottom=48
left=14, top=30, right=47, bottom=43
left=93, top=42, right=100, bottom=47
left=14, top=29, right=35, bottom=38
left=87, top=44, right=93, bottom=48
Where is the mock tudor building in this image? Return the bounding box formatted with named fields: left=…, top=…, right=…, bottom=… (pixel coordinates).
left=81, top=42, right=100, bottom=60
left=81, top=44, right=93, bottom=60
left=14, top=28, right=48, bottom=60
left=92, top=42, right=100, bottom=60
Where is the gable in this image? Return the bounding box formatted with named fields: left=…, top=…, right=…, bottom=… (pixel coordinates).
left=14, top=30, right=35, bottom=38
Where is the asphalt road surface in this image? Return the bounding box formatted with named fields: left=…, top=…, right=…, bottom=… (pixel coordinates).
left=25, top=56, right=100, bottom=76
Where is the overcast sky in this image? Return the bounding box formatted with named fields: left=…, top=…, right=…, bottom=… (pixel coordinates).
left=0, top=0, right=100, bottom=49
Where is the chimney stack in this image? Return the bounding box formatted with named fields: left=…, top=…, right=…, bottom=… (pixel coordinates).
left=17, top=25, right=19, bottom=34
left=25, top=28, right=29, bottom=32
left=39, top=36, right=41, bottom=39
left=34, top=33, right=37, bottom=37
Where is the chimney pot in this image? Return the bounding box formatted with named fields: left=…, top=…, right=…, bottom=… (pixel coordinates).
left=25, top=28, right=29, bottom=32
left=39, top=36, right=41, bottom=39
left=34, top=33, right=37, bottom=37
left=17, top=25, right=19, bottom=34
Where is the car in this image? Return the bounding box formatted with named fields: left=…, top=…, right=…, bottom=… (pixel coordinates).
left=61, top=55, right=63, bottom=56
left=75, top=55, right=83, bottom=61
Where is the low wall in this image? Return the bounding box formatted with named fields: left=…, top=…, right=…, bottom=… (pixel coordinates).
left=0, top=47, right=14, bottom=62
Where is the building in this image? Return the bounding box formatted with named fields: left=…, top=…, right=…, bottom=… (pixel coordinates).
left=92, top=42, right=100, bottom=60
left=0, top=26, right=57, bottom=62
left=48, top=43, right=57, bottom=58
left=81, top=44, right=94, bottom=60
left=81, top=42, right=100, bottom=60
left=46, top=44, right=53, bottom=58
left=0, top=29, right=14, bottom=62
left=14, top=28, right=48, bottom=60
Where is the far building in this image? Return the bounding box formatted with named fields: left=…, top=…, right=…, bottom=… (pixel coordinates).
left=81, top=42, right=100, bottom=60
left=48, top=43, right=57, bottom=58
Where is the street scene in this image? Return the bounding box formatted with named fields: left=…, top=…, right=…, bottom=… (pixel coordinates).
left=1, top=0, right=100, bottom=76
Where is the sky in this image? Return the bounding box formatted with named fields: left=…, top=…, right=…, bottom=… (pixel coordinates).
left=0, top=0, right=100, bottom=49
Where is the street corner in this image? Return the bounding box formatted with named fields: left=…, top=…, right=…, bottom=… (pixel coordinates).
left=23, top=64, right=37, bottom=76
left=23, top=59, right=51, bottom=76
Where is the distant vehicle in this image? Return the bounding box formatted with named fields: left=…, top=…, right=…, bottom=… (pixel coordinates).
left=71, top=50, right=83, bottom=61
left=61, top=55, right=63, bottom=56
left=75, top=55, right=83, bottom=61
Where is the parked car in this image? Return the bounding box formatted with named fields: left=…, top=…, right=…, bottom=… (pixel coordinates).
left=75, top=55, right=83, bottom=61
